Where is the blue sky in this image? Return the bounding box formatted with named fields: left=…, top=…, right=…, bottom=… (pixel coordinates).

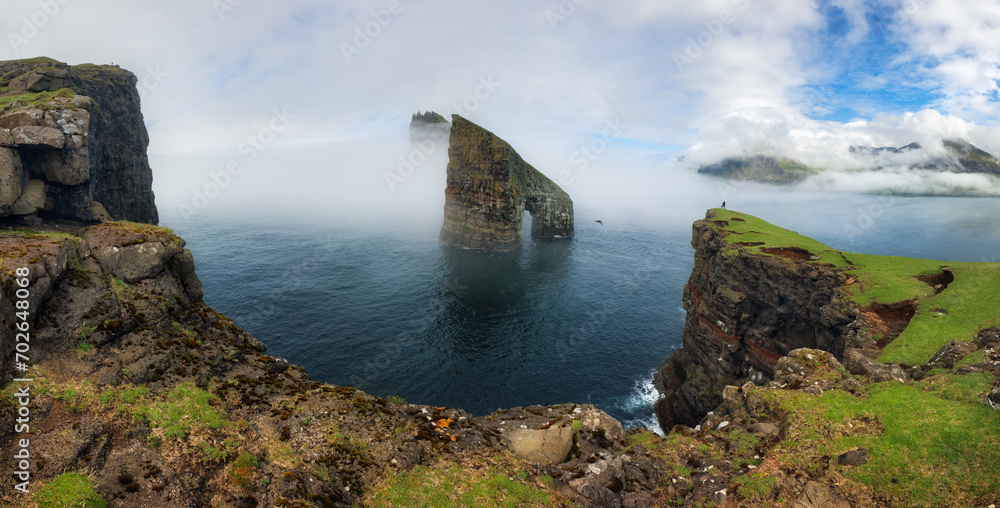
left=2, top=0, right=1000, bottom=213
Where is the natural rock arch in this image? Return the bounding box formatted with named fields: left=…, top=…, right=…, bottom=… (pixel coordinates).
left=438, top=115, right=573, bottom=250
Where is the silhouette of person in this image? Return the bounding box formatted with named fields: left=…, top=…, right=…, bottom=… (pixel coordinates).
left=722, top=201, right=726, bottom=209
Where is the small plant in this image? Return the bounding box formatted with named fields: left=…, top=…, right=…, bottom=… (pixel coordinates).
left=227, top=452, right=259, bottom=491
left=77, top=342, right=94, bottom=353
left=571, top=420, right=583, bottom=433
left=386, top=395, right=407, bottom=405
left=77, top=325, right=96, bottom=340
left=34, top=472, right=107, bottom=508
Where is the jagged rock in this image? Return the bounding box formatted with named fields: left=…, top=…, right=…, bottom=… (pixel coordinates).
left=7, top=66, right=69, bottom=92
left=10, top=178, right=45, bottom=215
left=170, top=249, right=204, bottom=302
left=503, top=424, right=574, bottom=463
left=0, top=108, right=53, bottom=130
left=771, top=348, right=856, bottom=394
left=926, top=340, right=978, bottom=369
left=84, top=224, right=183, bottom=283
left=11, top=125, right=65, bottom=148
left=0, top=128, right=13, bottom=146
left=988, top=380, right=1000, bottom=412
left=794, top=481, right=851, bottom=508
left=750, top=422, right=780, bottom=439
left=439, top=115, right=573, bottom=250
left=837, top=448, right=869, bottom=466
left=843, top=348, right=907, bottom=382
left=0, top=147, right=25, bottom=213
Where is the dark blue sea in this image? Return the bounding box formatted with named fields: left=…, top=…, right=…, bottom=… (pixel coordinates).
left=163, top=192, right=1000, bottom=432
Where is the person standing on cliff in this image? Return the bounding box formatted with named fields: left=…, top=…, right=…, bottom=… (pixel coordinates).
left=722, top=201, right=726, bottom=209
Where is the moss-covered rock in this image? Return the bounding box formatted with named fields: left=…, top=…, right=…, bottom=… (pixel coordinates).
left=439, top=115, right=573, bottom=250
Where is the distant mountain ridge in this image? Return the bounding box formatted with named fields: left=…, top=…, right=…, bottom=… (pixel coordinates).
left=697, top=154, right=820, bottom=184
left=698, top=137, right=1000, bottom=186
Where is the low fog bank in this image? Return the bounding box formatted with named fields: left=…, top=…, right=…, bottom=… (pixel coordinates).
left=798, top=167, right=1000, bottom=196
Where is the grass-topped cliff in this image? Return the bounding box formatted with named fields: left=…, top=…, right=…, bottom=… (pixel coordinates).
left=653, top=209, right=1000, bottom=507
left=710, top=209, right=1000, bottom=365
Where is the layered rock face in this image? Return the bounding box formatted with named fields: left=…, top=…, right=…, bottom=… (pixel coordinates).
left=654, top=212, right=859, bottom=430
left=439, top=115, right=573, bottom=250
left=0, top=57, right=157, bottom=223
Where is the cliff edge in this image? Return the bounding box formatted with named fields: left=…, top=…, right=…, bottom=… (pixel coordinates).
left=0, top=57, right=157, bottom=224
left=439, top=115, right=573, bottom=250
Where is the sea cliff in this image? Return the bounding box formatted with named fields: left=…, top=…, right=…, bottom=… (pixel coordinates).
left=2, top=211, right=999, bottom=507
left=0, top=57, right=157, bottom=224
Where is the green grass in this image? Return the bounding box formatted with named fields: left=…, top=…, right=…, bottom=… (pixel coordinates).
left=366, top=463, right=555, bottom=507
left=76, top=342, right=94, bottom=353
left=733, top=470, right=778, bottom=500
left=136, top=382, right=227, bottom=440
left=709, top=210, right=1000, bottom=365
left=386, top=395, right=407, bottom=405
left=879, top=263, right=1000, bottom=365
left=0, top=87, right=77, bottom=110
left=770, top=374, right=1000, bottom=507
left=34, top=472, right=107, bottom=508
left=956, top=350, right=987, bottom=366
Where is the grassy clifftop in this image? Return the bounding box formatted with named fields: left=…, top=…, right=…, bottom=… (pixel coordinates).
left=708, top=208, right=1000, bottom=365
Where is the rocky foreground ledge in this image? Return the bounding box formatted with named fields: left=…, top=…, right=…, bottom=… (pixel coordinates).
left=2, top=215, right=999, bottom=507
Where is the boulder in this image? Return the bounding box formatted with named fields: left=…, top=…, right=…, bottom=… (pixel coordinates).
left=46, top=108, right=90, bottom=136
left=988, top=379, right=1000, bottom=412
left=843, top=348, right=907, bottom=383
left=91, top=201, right=112, bottom=221
left=0, top=109, right=53, bottom=130
left=0, top=147, right=26, bottom=212
left=10, top=178, right=46, bottom=215
left=91, top=240, right=182, bottom=284
left=503, top=424, right=574, bottom=464
left=926, top=340, right=977, bottom=369
left=7, top=67, right=69, bottom=92
left=11, top=125, right=65, bottom=149
left=837, top=448, right=869, bottom=466
left=0, top=128, right=14, bottom=146
left=34, top=147, right=90, bottom=185
left=170, top=249, right=204, bottom=301
left=794, top=481, right=851, bottom=508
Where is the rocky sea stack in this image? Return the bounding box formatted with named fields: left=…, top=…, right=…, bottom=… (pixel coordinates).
left=0, top=57, right=157, bottom=224
left=439, top=115, right=573, bottom=250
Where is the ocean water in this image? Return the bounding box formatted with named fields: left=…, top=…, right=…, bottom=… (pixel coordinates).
left=164, top=192, right=1000, bottom=431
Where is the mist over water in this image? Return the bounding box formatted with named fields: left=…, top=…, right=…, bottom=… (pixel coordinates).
left=164, top=188, right=1000, bottom=432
